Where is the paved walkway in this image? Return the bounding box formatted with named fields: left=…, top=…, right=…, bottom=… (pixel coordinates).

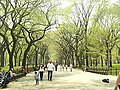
left=3, top=69, right=117, bottom=90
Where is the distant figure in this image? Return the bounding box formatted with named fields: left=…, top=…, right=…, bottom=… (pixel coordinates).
left=57, top=64, right=60, bottom=71
left=20, top=67, right=27, bottom=76
left=62, top=64, right=64, bottom=71
left=34, top=71, right=39, bottom=85
left=44, top=64, right=47, bottom=72
left=23, top=68, right=27, bottom=76
left=83, top=67, right=87, bottom=72
left=65, top=65, right=68, bottom=71
left=39, top=65, right=44, bottom=81
left=60, top=64, right=62, bottom=71
left=9, top=68, right=17, bottom=81
left=12, top=71, right=17, bottom=81
left=70, top=64, right=73, bottom=72
left=55, top=64, right=58, bottom=71
left=114, top=73, right=120, bottom=90
left=47, top=60, right=54, bottom=81
left=9, top=70, right=13, bottom=78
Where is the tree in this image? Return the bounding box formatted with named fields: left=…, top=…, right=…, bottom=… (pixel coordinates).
left=20, top=0, right=58, bottom=68
left=95, top=7, right=120, bottom=67
left=39, top=42, right=49, bottom=65
left=68, top=0, right=101, bottom=67
left=0, top=0, right=33, bottom=69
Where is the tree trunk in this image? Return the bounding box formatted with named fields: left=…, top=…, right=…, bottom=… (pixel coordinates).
left=1, top=51, right=4, bottom=67
left=22, top=44, right=31, bottom=68
left=14, top=49, right=19, bottom=67
left=85, top=49, right=89, bottom=67
left=14, top=54, right=17, bottom=67
left=71, top=51, right=74, bottom=66
left=109, top=49, right=112, bottom=67
left=105, top=41, right=109, bottom=67
left=9, top=52, right=13, bottom=69
left=18, top=49, right=22, bottom=66
left=35, top=50, right=38, bottom=67
left=90, top=60, right=92, bottom=66
left=75, top=35, right=79, bottom=67
left=85, top=28, right=89, bottom=67
left=105, top=49, right=109, bottom=67
left=101, top=56, right=103, bottom=67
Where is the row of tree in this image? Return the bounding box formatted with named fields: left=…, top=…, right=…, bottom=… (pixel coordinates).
left=0, top=0, right=58, bottom=69
left=0, top=0, right=120, bottom=70
left=54, top=0, right=120, bottom=68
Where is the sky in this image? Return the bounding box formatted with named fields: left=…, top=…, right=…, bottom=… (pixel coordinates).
left=60, top=0, right=72, bottom=8
left=60, top=0, right=118, bottom=8
left=110, top=0, right=118, bottom=4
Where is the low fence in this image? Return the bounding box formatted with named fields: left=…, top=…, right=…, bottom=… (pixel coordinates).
left=108, top=68, right=120, bottom=76
left=86, top=67, right=120, bottom=76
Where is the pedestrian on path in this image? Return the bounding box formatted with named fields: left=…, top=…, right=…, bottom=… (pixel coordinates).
left=114, top=73, right=120, bottom=90
left=39, top=64, right=44, bottom=81
left=47, top=60, right=54, bottom=81
left=9, top=68, right=17, bottom=81
left=65, top=65, right=68, bottom=71
left=60, top=64, right=62, bottom=71
left=70, top=64, right=73, bottom=72
left=34, top=71, right=39, bottom=85
left=55, top=63, right=58, bottom=71
left=57, top=64, right=61, bottom=71
left=62, top=64, right=64, bottom=71
left=20, top=66, right=27, bottom=76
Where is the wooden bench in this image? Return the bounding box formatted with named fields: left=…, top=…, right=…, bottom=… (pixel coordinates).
left=10, top=73, right=26, bottom=81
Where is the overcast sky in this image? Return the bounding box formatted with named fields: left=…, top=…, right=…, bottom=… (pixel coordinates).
left=60, top=0, right=118, bottom=8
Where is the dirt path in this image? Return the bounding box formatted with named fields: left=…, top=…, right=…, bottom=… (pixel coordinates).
left=3, top=69, right=117, bottom=90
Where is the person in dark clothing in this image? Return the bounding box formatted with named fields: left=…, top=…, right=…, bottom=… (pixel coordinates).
left=39, top=65, right=44, bottom=81
left=55, top=64, right=58, bottom=71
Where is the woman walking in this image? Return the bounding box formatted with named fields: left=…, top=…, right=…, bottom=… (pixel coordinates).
left=39, top=65, right=44, bottom=81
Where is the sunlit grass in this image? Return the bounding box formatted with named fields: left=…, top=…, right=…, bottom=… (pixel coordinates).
left=112, top=64, right=120, bottom=69
left=0, top=66, right=22, bottom=71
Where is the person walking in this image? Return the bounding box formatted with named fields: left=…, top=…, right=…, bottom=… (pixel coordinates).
left=55, top=63, right=58, bottom=71
left=34, top=71, right=39, bottom=85
left=39, top=65, right=44, bottom=81
left=70, top=64, right=73, bottom=72
left=62, top=64, right=64, bottom=71
left=47, top=60, right=54, bottom=81
left=65, top=65, right=68, bottom=71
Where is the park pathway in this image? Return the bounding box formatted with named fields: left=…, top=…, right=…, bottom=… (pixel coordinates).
left=3, top=69, right=117, bottom=90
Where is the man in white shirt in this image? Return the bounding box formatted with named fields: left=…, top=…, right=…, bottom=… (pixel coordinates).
left=47, top=61, right=54, bottom=81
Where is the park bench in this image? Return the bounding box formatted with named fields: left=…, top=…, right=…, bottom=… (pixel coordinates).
left=15, top=73, right=26, bottom=79
left=10, top=72, right=27, bottom=82
left=0, top=71, right=26, bottom=88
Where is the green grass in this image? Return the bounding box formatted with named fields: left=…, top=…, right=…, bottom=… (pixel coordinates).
left=112, top=64, right=120, bottom=69
left=108, top=64, right=120, bottom=76
left=0, top=66, right=22, bottom=72
left=90, top=64, right=120, bottom=69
